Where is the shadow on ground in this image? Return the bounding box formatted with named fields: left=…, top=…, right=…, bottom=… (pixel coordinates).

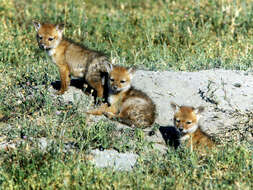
left=51, top=77, right=110, bottom=103
left=159, top=126, right=181, bottom=149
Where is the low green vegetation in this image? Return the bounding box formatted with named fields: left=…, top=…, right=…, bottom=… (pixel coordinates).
left=0, top=143, right=252, bottom=189
left=0, top=0, right=252, bottom=189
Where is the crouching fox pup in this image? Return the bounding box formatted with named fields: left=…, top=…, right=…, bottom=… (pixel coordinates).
left=171, top=102, right=214, bottom=150
left=33, top=21, right=111, bottom=97
left=87, top=65, right=156, bottom=128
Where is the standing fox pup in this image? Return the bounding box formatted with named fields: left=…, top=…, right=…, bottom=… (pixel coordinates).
left=171, top=102, right=214, bottom=150
left=87, top=65, right=156, bottom=128
left=33, top=21, right=111, bottom=97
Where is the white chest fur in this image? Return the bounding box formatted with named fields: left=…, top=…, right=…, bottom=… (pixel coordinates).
left=180, top=134, right=190, bottom=142
left=48, top=49, right=55, bottom=56
left=182, top=124, right=198, bottom=134
left=48, top=49, right=56, bottom=63
left=108, top=94, right=115, bottom=105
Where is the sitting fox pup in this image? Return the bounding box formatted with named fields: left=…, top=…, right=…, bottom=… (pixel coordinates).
left=87, top=65, right=156, bottom=128
left=33, top=21, right=111, bottom=97
left=171, top=102, right=214, bottom=150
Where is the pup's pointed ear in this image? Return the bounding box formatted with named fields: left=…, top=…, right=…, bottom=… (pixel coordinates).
left=170, top=102, right=180, bottom=112
left=128, top=67, right=136, bottom=79
left=33, top=21, right=41, bottom=31
left=106, top=63, right=113, bottom=73
left=193, top=106, right=205, bottom=115
left=128, top=67, right=136, bottom=74
left=56, top=24, right=64, bottom=34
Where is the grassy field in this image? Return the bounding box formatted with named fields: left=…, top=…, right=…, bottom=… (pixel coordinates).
left=0, top=0, right=252, bottom=189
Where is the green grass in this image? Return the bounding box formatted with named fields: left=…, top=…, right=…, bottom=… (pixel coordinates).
left=0, top=143, right=252, bottom=189
left=0, top=0, right=252, bottom=189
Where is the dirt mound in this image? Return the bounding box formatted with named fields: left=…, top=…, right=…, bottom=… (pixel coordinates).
left=57, top=69, right=253, bottom=147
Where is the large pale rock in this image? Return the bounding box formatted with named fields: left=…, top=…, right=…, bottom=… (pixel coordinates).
left=90, top=149, right=138, bottom=171
left=132, top=70, right=253, bottom=142
left=49, top=69, right=253, bottom=144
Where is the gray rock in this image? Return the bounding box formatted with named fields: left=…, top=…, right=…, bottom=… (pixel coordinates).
left=131, top=69, right=253, bottom=142
left=49, top=69, right=253, bottom=144
left=37, top=137, right=49, bottom=151
left=132, top=69, right=253, bottom=124
left=90, top=149, right=138, bottom=171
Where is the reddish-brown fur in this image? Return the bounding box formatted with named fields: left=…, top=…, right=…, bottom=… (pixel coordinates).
left=171, top=102, right=214, bottom=151
left=33, top=22, right=111, bottom=97
left=87, top=66, right=156, bottom=128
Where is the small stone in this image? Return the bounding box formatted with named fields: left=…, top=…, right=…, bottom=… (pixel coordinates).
left=99, top=145, right=104, bottom=151
left=233, top=83, right=241, bottom=88
left=38, top=137, right=49, bottom=151
left=149, top=131, right=155, bottom=136
left=90, top=149, right=139, bottom=171
left=246, top=132, right=253, bottom=143
left=55, top=110, right=61, bottom=115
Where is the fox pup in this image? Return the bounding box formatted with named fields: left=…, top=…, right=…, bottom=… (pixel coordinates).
left=87, top=65, right=156, bottom=128
left=171, top=102, right=214, bottom=150
left=33, top=21, right=111, bottom=97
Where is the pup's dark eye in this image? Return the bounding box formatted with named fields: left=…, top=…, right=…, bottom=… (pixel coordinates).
left=48, top=37, right=54, bottom=41
left=175, top=119, right=180, bottom=123
left=110, top=78, right=114, bottom=82
left=120, top=80, right=126, bottom=84
left=38, top=35, right=42, bottom=40
left=186, top=121, right=192, bottom=125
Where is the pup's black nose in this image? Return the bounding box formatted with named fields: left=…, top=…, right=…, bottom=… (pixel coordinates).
left=112, top=86, right=118, bottom=91
left=39, top=44, right=45, bottom=50
left=178, top=128, right=183, bottom=132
